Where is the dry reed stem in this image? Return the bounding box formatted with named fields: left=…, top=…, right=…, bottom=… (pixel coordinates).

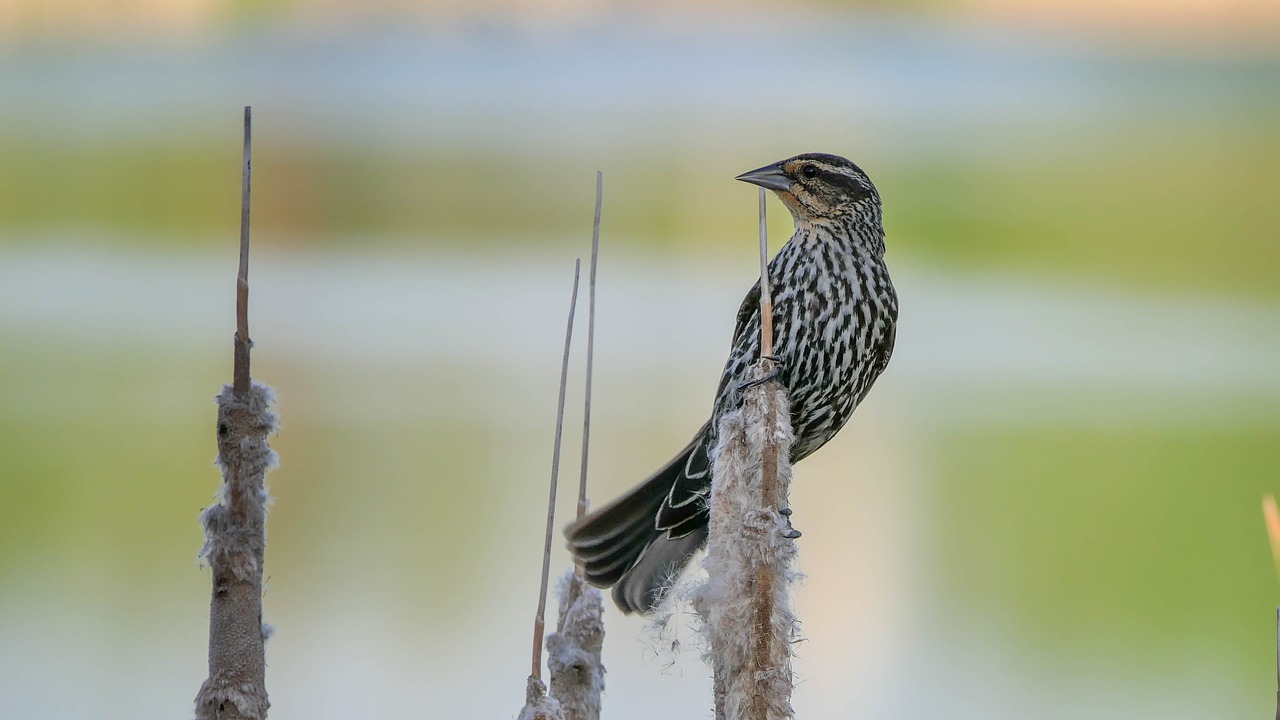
left=751, top=186, right=782, bottom=720
left=233, top=106, right=252, bottom=397
left=577, top=172, right=602, bottom=525
left=531, top=260, right=582, bottom=683
left=756, top=188, right=773, bottom=359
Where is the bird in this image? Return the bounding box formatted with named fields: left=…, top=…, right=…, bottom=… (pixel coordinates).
left=565, top=153, right=898, bottom=614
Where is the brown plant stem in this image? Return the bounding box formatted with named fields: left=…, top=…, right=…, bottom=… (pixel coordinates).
left=577, top=172, right=603, bottom=525
left=753, top=186, right=782, bottom=720
left=234, top=106, right=252, bottom=397
left=532, top=259, right=582, bottom=683
left=757, top=187, right=774, bottom=360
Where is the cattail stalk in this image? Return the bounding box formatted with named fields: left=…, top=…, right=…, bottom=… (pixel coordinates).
left=701, top=187, right=797, bottom=720
left=548, top=569, right=606, bottom=720
left=518, top=675, right=565, bottom=720
left=195, top=106, right=274, bottom=720
left=703, top=370, right=796, bottom=720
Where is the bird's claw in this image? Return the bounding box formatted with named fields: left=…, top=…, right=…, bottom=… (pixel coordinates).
left=737, top=359, right=784, bottom=392
left=779, top=507, right=801, bottom=539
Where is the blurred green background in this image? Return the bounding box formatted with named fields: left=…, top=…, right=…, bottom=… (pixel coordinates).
left=1, top=1, right=1277, bottom=718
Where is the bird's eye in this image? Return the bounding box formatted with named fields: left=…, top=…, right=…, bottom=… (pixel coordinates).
left=801, top=165, right=819, bottom=179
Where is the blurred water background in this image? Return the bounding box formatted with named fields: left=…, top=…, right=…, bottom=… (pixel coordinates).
left=1, top=1, right=1278, bottom=718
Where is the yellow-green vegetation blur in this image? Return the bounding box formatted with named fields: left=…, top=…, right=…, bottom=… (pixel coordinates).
left=0, top=15, right=1276, bottom=720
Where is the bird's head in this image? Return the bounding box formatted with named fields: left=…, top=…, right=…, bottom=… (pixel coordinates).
left=735, top=153, right=878, bottom=224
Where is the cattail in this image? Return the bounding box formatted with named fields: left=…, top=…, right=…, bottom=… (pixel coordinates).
left=696, top=188, right=798, bottom=720
left=518, top=676, right=565, bottom=720
left=195, top=107, right=274, bottom=720
left=195, top=384, right=276, bottom=720
left=548, top=570, right=606, bottom=720
left=696, top=362, right=798, bottom=720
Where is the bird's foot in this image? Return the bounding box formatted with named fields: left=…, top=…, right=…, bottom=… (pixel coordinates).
left=779, top=507, right=801, bottom=539
left=738, top=358, right=784, bottom=392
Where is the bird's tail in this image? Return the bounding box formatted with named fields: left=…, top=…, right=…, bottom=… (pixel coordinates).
left=565, top=435, right=708, bottom=614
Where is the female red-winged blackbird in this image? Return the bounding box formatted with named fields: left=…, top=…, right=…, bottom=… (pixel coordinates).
left=566, top=153, right=898, bottom=614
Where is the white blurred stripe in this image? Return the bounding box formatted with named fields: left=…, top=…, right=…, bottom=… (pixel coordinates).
left=1, top=245, right=1276, bottom=393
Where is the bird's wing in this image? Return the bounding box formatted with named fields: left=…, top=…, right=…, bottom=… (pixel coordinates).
left=858, top=310, right=897, bottom=405
left=713, top=280, right=762, bottom=399
left=658, top=281, right=766, bottom=538
left=733, top=279, right=762, bottom=341
left=654, top=422, right=713, bottom=536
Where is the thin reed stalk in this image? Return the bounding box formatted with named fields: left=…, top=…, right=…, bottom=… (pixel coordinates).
left=518, top=260, right=582, bottom=720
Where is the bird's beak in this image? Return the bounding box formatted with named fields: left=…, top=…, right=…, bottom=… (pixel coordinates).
left=735, top=162, right=792, bottom=192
